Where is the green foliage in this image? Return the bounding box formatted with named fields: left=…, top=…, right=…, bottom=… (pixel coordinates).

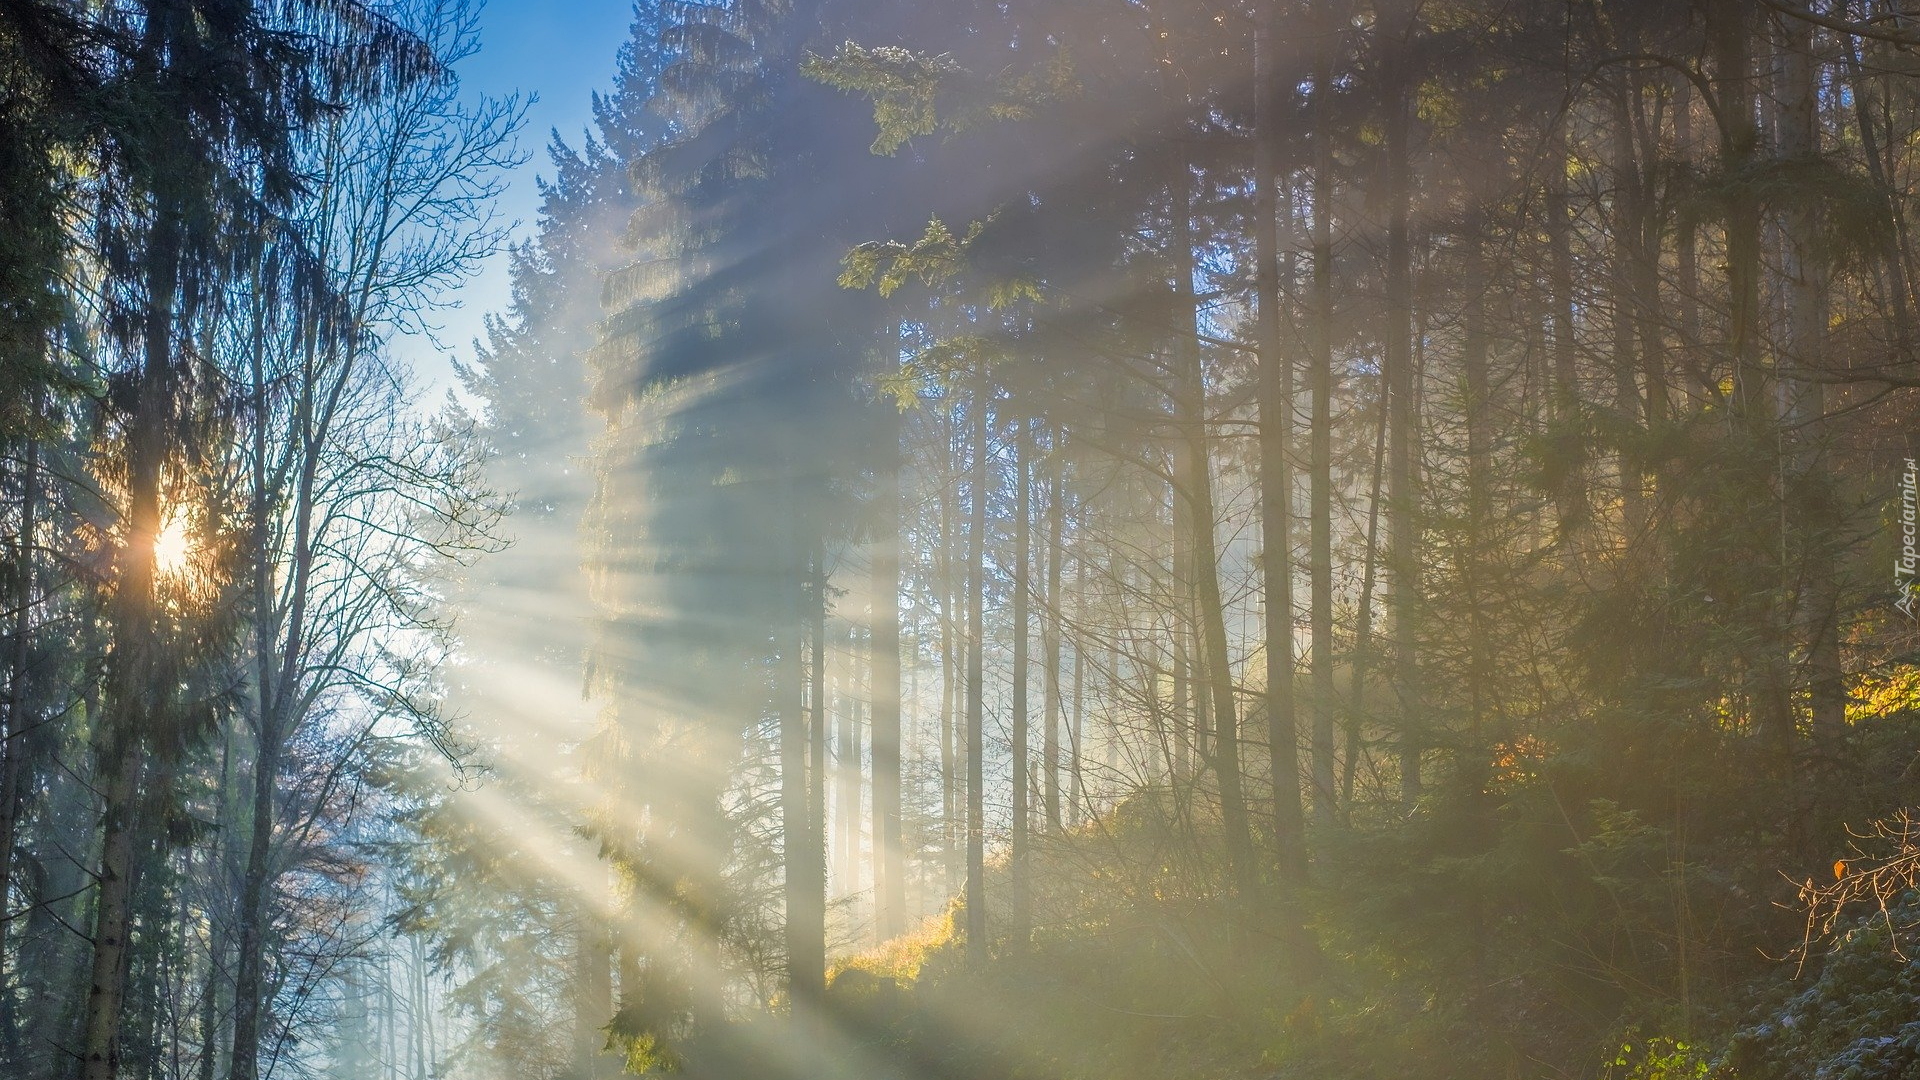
left=839, top=217, right=983, bottom=295
left=1607, top=1036, right=1715, bottom=1080
left=839, top=216, right=1043, bottom=307
left=803, top=41, right=1077, bottom=156
left=1732, top=897, right=1920, bottom=1080
left=801, top=44, right=964, bottom=154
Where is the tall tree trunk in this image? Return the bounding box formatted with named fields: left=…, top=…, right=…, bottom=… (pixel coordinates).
left=199, top=732, right=233, bottom=1080
left=1307, top=23, right=1338, bottom=829
left=1069, top=551, right=1086, bottom=828
left=1546, top=117, right=1585, bottom=544
left=835, top=625, right=860, bottom=898
left=1344, top=374, right=1388, bottom=808
left=1713, top=0, right=1763, bottom=417
left=1171, top=514, right=1192, bottom=790
left=1609, top=83, right=1648, bottom=541
left=227, top=710, right=281, bottom=1080
left=1778, top=8, right=1843, bottom=811
left=871, top=401, right=905, bottom=941
left=1009, top=419, right=1032, bottom=951
left=574, top=914, right=614, bottom=1078
left=24, top=679, right=96, bottom=1080
left=964, top=371, right=989, bottom=965
left=1256, top=13, right=1305, bottom=881
left=233, top=293, right=324, bottom=1080
left=1709, top=0, right=1791, bottom=751
left=1462, top=220, right=1495, bottom=763
left=1173, top=166, right=1257, bottom=904
left=937, top=431, right=959, bottom=897
left=808, top=539, right=829, bottom=966
left=1674, top=74, right=1704, bottom=379
left=782, top=525, right=823, bottom=1005
left=82, top=206, right=180, bottom=1080
left=1382, top=1, right=1423, bottom=806
left=0, top=431, right=37, bottom=1052
left=1042, top=450, right=1064, bottom=832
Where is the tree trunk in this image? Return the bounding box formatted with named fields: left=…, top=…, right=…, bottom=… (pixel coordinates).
left=1042, top=450, right=1064, bottom=832
left=938, top=431, right=959, bottom=896
left=1462, top=221, right=1494, bottom=756
left=871, top=400, right=905, bottom=941
left=1173, top=165, right=1257, bottom=904
left=1777, top=7, right=1843, bottom=810
left=1256, top=10, right=1310, bottom=909
left=1609, top=82, right=1647, bottom=541
left=1010, top=418, right=1032, bottom=951
left=1344, top=374, right=1388, bottom=809
left=1069, top=551, right=1086, bottom=827
left=965, top=370, right=989, bottom=965
left=82, top=206, right=179, bottom=1080
left=0, top=432, right=37, bottom=1052
left=782, top=525, right=823, bottom=1004
left=1382, top=1, right=1423, bottom=806
left=807, top=538, right=828, bottom=964
left=1546, top=117, right=1584, bottom=545
left=1307, top=26, right=1338, bottom=829
left=227, top=712, right=281, bottom=1080
left=574, top=914, right=614, bottom=1078
left=835, top=624, right=860, bottom=899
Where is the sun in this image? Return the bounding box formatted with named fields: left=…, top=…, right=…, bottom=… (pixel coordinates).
left=153, top=515, right=195, bottom=578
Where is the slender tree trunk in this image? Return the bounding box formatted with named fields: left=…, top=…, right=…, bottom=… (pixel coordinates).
left=1713, top=0, right=1763, bottom=416
left=83, top=207, right=180, bottom=1080
left=574, top=914, right=613, bottom=1078
left=410, top=936, right=427, bottom=1080
left=1382, top=2, right=1423, bottom=806
left=782, top=525, right=822, bottom=1005
left=198, top=832, right=223, bottom=1080
left=1173, top=165, right=1257, bottom=903
left=808, top=538, right=829, bottom=961
left=965, top=371, right=989, bottom=964
left=227, top=712, right=281, bottom=1080
left=1344, top=375, right=1388, bottom=808
left=1042, top=452, right=1064, bottom=831
left=1462, top=221, right=1494, bottom=759
left=1171, top=513, right=1192, bottom=790
left=22, top=674, right=91, bottom=1080
left=1609, top=83, right=1647, bottom=540
left=1709, top=0, right=1792, bottom=751
left=1010, top=419, right=1032, bottom=951
left=1674, top=74, right=1704, bottom=378
left=1256, top=15, right=1306, bottom=888
left=233, top=293, right=324, bottom=1080
left=1307, top=27, right=1338, bottom=828
left=836, top=624, right=860, bottom=898
left=938, top=440, right=959, bottom=896
left=0, top=432, right=37, bottom=1050
left=1069, top=551, right=1086, bottom=827
left=1546, top=118, right=1584, bottom=543
left=872, top=401, right=905, bottom=941
left=1778, top=10, right=1843, bottom=809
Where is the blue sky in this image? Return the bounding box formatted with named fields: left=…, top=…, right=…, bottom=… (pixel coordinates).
left=397, top=0, right=637, bottom=391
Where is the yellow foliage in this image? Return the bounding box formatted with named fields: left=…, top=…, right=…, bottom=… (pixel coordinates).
left=1847, top=665, right=1920, bottom=724
left=827, top=904, right=960, bottom=985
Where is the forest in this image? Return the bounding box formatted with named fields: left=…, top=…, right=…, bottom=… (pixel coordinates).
left=5, top=0, right=1920, bottom=1077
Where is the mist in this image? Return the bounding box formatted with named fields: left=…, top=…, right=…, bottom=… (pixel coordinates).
left=6, top=1, right=1920, bottom=1079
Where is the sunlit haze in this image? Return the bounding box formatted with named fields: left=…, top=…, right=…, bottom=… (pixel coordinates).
left=7, top=3, right=1920, bottom=1080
